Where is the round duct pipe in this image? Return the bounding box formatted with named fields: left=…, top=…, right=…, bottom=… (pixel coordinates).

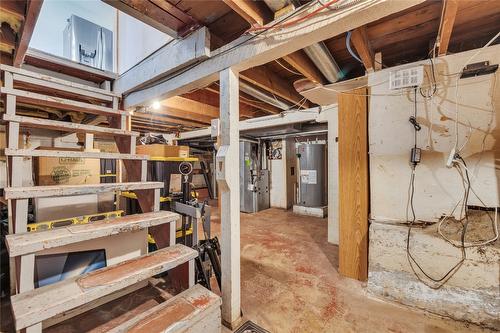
left=239, top=80, right=292, bottom=111
left=304, top=42, right=342, bottom=83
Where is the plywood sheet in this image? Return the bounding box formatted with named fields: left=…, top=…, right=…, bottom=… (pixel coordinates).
left=338, top=87, right=369, bottom=281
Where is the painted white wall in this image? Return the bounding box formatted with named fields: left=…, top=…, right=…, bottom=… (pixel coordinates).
left=369, top=45, right=500, bottom=222
left=117, top=12, right=172, bottom=74
left=30, top=0, right=115, bottom=58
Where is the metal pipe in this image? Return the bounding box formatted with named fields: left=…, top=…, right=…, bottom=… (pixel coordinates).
left=239, top=80, right=292, bottom=110
left=304, top=42, right=342, bottom=83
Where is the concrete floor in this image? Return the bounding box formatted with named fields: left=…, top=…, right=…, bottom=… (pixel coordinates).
left=219, top=208, right=494, bottom=333
left=2, top=207, right=495, bottom=332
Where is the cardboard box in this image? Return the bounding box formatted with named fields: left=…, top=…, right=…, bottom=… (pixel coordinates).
left=94, top=140, right=119, bottom=153
left=36, top=148, right=100, bottom=185
left=136, top=144, right=190, bottom=158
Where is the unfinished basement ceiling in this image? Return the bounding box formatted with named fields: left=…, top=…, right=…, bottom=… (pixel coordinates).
left=110, top=0, right=499, bottom=134
left=1, top=0, right=499, bottom=135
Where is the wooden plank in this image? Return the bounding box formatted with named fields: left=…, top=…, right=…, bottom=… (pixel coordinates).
left=102, top=0, right=183, bottom=38
left=222, top=0, right=273, bottom=26
left=10, top=244, right=198, bottom=331
left=113, top=28, right=210, bottom=95
left=240, top=66, right=309, bottom=107
left=438, top=0, right=458, bottom=56
left=4, top=181, right=164, bottom=200
left=133, top=113, right=209, bottom=127
left=13, top=0, right=44, bottom=67
left=24, top=48, right=117, bottom=83
left=217, top=68, right=241, bottom=327
left=338, top=87, right=368, bottom=281
left=6, top=211, right=180, bottom=257
left=0, top=87, right=129, bottom=117
left=283, top=50, right=326, bottom=84
left=350, top=26, right=375, bottom=71
left=123, top=0, right=425, bottom=108
left=3, top=114, right=139, bottom=137
left=108, top=284, right=221, bottom=333
left=1, top=64, right=120, bottom=97
left=4, top=148, right=148, bottom=160
left=13, top=73, right=113, bottom=102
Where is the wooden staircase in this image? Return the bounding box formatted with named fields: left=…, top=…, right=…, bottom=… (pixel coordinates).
left=1, top=64, right=221, bottom=332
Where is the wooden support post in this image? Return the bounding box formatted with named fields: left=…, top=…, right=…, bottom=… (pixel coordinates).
left=338, top=87, right=369, bottom=281
left=216, top=68, right=241, bottom=328
left=437, top=0, right=458, bottom=56
left=84, top=133, right=94, bottom=151
left=140, top=160, right=148, bottom=182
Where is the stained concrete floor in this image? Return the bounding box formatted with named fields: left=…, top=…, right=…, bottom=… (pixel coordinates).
left=217, top=208, right=494, bottom=333
left=1, top=208, right=495, bottom=332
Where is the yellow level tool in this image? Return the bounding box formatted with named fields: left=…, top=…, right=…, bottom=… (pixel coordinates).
left=27, top=210, right=124, bottom=232
left=148, top=227, right=193, bottom=244
left=120, top=191, right=171, bottom=202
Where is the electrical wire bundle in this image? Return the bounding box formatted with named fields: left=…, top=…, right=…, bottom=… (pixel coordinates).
left=405, top=31, right=500, bottom=289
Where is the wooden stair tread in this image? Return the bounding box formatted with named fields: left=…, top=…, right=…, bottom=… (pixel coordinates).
left=4, top=182, right=163, bottom=199
left=108, top=284, right=221, bottom=333
left=4, top=148, right=148, bottom=160
left=3, top=114, right=138, bottom=137
left=10, top=244, right=198, bottom=331
left=6, top=211, right=179, bottom=257
left=0, top=87, right=129, bottom=117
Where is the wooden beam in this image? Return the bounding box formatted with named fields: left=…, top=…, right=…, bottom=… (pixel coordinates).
left=162, top=96, right=219, bottom=118
left=103, top=0, right=183, bottom=37
left=349, top=26, right=375, bottom=71
left=13, top=0, right=44, bottom=67
left=217, top=68, right=241, bottom=328
left=240, top=66, right=310, bottom=107
left=123, top=0, right=425, bottom=109
left=282, top=51, right=326, bottom=84
left=113, top=28, right=210, bottom=95
left=133, top=112, right=208, bottom=127
left=437, top=0, right=458, bottom=56
left=148, top=0, right=200, bottom=36
left=338, top=87, right=368, bottom=281
left=222, top=0, right=273, bottom=26
left=144, top=105, right=213, bottom=124
left=0, top=24, right=16, bottom=54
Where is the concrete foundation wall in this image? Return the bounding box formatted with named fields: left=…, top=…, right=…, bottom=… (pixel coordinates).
left=368, top=45, right=500, bottom=327
left=368, top=222, right=499, bottom=329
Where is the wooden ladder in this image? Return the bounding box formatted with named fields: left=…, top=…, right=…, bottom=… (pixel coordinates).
left=1, top=64, right=220, bottom=332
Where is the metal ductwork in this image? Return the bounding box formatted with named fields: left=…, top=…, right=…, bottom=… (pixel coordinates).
left=239, top=80, right=292, bottom=111
left=304, top=42, right=342, bottom=83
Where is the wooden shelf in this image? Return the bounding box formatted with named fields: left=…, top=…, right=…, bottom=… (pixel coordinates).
left=3, top=114, right=139, bottom=137
left=149, top=156, right=199, bottom=162
left=5, top=148, right=149, bottom=160
left=4, top=182, right=163, bottom=200
left=0, top=87, right=129, bottom=117
left=6, top=211, right=180, bottom=257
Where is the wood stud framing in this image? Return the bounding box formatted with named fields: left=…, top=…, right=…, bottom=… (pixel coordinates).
left=437, top=0, right=458, bottom=56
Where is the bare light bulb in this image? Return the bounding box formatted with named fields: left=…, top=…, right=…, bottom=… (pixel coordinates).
left=152, top=101, right=161, bottom=110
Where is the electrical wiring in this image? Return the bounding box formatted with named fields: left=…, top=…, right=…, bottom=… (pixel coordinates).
left=438, top=158, right=499, bottom=248
left=274, top=59, right=302, bottom=76
left=405, top=88, right=468, bottom=289
left=247, top=0, right=341, bottom=32
left=346, top=30, right=362, bottom=64
left=124, top=0, right=321, bottom=98
left=451, top=31, right=500, bottom=152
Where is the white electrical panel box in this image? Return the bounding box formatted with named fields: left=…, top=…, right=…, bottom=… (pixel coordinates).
left=389, top=66, right=424, bottom=90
